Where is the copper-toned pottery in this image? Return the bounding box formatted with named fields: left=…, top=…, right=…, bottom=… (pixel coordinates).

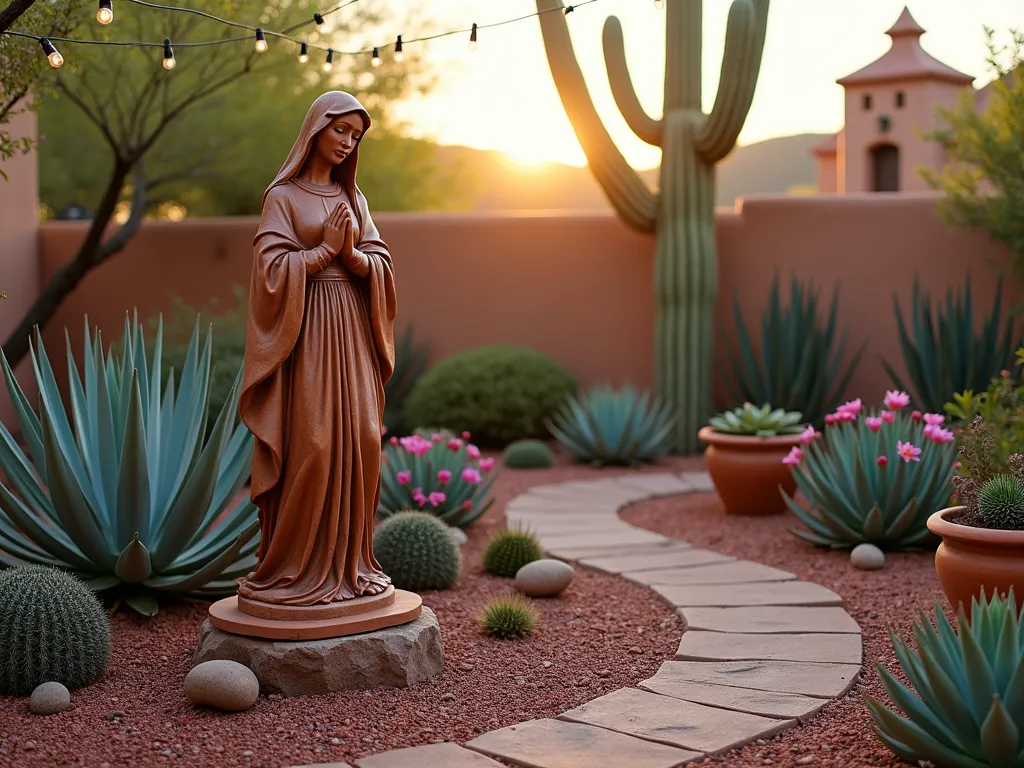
left=697, top=426, right=801, bottom=516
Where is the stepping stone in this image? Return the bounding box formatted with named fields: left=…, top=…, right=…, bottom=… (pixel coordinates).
left=677, top=631, right=863, bottom=665
left=558, top=687, right=794, bottom=755
left=507, top=498, right=623, bottom=515
left=555, top=479, right=650, bottom=498
left=625, top=561, right=796, bottom=586
left=292, top=763, right=353, bottom=768
left=650, top=660, right=861, bottom=699
left=521, top=520, right=634, bottom=536
left=547, top=541, right=693, bottom=561
left=678, top=471, right=714, bottom=492
left=526, top=486, right=638, bottom=503
left=613, top=473, right=696, bottom=496
left=538, top=529, right=670, bottom=550
left=638, top=671, right=828, bottom=720
left=653, top=581, right=843, bottom=608
left=355, top=742, right=502, bottom=767
left=680, top=606, right=860, bottom=634
left=580, top=548, right=729, bottom=575
left=465, top=717, right=700, bottom=768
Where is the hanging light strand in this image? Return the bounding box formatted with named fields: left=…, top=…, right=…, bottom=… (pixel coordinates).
left=5, top=0, right=602, bottom=69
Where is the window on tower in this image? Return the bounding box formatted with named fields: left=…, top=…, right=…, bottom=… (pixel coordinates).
left=863, top=94, right=873, bottom=110
left=895, top=91, right=905, bottom=108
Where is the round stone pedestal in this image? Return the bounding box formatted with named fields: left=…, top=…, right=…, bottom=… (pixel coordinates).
left=192, top=607, right=444, bottom=696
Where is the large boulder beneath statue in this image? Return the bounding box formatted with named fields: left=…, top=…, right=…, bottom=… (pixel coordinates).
left=192, top=607, right=443, bottom=696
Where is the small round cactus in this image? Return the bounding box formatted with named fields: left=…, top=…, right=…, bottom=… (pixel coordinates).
left=979, top=474, right=1024, bottom=531
left=477, top=594, right=539, bottom=639
left=0, top=565, right=111, bottom=696
left=483, top=527, right=544, bottom=577
left=373, top=511, right=461, bottom=591
left=502, top=439, right=556, bottom=469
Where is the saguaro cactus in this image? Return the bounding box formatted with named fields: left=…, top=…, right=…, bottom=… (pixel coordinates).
left=535, top=0, right=770, bottom=453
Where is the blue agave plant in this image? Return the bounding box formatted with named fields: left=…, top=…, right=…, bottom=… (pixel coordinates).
left=0, top=313, right=258, bottom=615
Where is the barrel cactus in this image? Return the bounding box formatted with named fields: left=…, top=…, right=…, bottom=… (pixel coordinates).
left=979, top=474, right=1024, bottom=531
left=373, top=512, right=461, bottom=592
left=502, top=439, right=556, bottom=469
left=483, top=527, right=544, bottom=578
left=0, top=566, right=111, bottom=695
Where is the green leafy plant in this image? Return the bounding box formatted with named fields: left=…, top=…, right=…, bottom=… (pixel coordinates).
left=884, top=275, right=1017, bottom=414
left=502, top=439, right=556, bottom=469
left=708, top=402, right=806, bottom=437
left=0, top=314, right=259, bottom=615
left=867, top=588, right=1024, bottom=768
left=383, top=324, right=429, bottom=439
left=404, top=345, right=577, bottom=447
left=784, top=392, right=957, bottom=549
left=950, top=418, right=1024, bottom=532
left=477, top=594, right=539, bottom=639
left=546, top=384, right=675, bottom=466
left=378, top=429, right=497, bottom=529
left=979, top=474, right=1024, bottom=531
left=372, top=512, right=461, bottom=592
left=723, top=274, right=863, bottom=427
left=483, top=527, right=544, bottom=578
left=0, top=565, right=111, bottom=696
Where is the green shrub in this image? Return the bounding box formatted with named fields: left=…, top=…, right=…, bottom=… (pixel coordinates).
left=868, top=589, right=1024, bottom=768
left=483, top=527, right=544, bottom=577
left=0, top=566, right=111, bottom=695
left=404, top=345, right=576, bottom=447
left=546, top=384, right=675, bottom=466
left=978, top=473, right=1024, bottom=531
left=502, top=439, right=555, bottom=469
left=378, top=428, right=497, bottom=529
left=477, top=594, right=538, bottom=639
left=950, top=418, right=1024, bottom=531
left=708, top=402, right=805, bottom=436
left=723, top=273, right=864, bottom=427
left=373, top=512, right=461, bottom=591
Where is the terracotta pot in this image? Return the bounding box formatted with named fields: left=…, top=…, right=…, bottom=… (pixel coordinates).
left=927, top=506, right=1024, bottom=619
left=697, top=426, right=802, bottom=516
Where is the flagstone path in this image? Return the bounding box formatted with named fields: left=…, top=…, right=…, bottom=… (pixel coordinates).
left=295, top=470, right=863, bottom=768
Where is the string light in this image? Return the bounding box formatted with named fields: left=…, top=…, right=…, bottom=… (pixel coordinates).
left=564, top=5, right=574, bottom=14
left=654, top=0, right=664, bottom=8
left=162, top=36, right=174, bottom=69
left=298, top=41, right=308, bottom=63
left=394, top=34, right=403, bottom=62
left=96, top=0, right=114, bottom=24
left=39, top=37, right=64, bottom=67
left=255, top=27, right=267, bottom=52
left=323, top=48, right=333, bottom=72
left=313, top=12, right=325, bottom=28
left=371, top=46, right=380, bottom=67
left=468, top=22, right=477, bottom=51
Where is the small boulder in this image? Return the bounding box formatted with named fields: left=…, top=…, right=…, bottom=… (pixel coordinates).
left=29, top=682, right=70, bottom=715
left=447, top=526, right=468, bottom=547
left=850, top=543, right=885, bottom=571
left=515, top=559, right=574, bottom=597
left=185, top=660, right=259, bottom=712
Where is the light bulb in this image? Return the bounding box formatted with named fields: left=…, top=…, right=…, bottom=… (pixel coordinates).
left=394, top=35, right=403, bottom=62
left=313, top=12, right=324, bottom=28
left=162, top=37, right=175, bottom=69
left=298, top=42, right=308, bottom=63
left=39, top=38, right=64, bottom=68
left=654, top=0, right=665, bottom=7
left=96, top=0, right=113, bottom=24
left=468, top=23, right=477, bottom=51
left=371, top=47, right=380, bottom=67
left=255, top=28, right=267, bottom=52
left=323, top=49, right=333, bottom=72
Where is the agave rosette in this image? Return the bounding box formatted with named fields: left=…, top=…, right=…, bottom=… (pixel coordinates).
left=708, top=402, right=805, bottom=436
left=783, top=391, right=957, bottom=549
left=868, top=589, right=1024, bottom=768
left=0, top=314, right=258, bottom=615
left=546, top=384, right=675, bottom=466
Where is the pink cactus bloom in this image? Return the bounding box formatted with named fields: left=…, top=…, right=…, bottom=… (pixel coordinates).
left=929, top=427, right=955, bottom=444
left=462, top=500, right=473, bottom=510
left=897, top=441, right=921, bottom=462
left=799, top=425, right=820, bottom=444
left=428, top=491, right=447, bottom=507
left=447, top=438, right=463, bottom=451
left=865, top=417, right=883, bottom=432
left=431, top=432, right=443, bottom=443
left=437, top=469, right=452, bottom=483
left=466, top=444, right=481, bottom=460
left=953, top=461, right=961, bottom=469
left=883, top=390, right=910, bottom=410
left=881, top=410, right=895, bottom=424
left=911, top=410, right=922, bottom=422
left=412, top=492, right=427, bottom=507
left=824, top=414, right=836, bottom=425
left=923, top=413, right=945, bottom=426
left=389, top=436, right=399, bottom=446
left=835, top=410, right=857, bottom=423
left=400, top=435, right=433, bottom=456
left=837, top=398, right=863, bottom=415
left=782, top=447, right=804, bottom=467
left=461, top=467, right=482, bottom=484
left=462, top=431, right=472, bottom=440
left=382, top=425, right=388, bottom=435
left=923, top=424, right=936, bottom=438
left=877, top=455, right=888, bottom=467
left=479, top=457, right=495, bottom=473
left=396, top=470, right=412, bottom=485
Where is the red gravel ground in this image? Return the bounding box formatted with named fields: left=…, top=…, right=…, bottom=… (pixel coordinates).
left=622, top=491, right=948, bottom=768
left=0, top=452, right=703, bottom=768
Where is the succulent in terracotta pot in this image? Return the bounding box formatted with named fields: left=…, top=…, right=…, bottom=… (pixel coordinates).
left=697, top=403, right=808, bottom=515
left=927, top=415, right=1024, bottom=619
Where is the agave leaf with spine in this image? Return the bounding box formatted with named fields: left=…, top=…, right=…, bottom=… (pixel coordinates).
left=545, top=384, right=676, bottom=467
left=867, top=588, right=1024, bottom=768
left=0, top=313, right=259, bottom=615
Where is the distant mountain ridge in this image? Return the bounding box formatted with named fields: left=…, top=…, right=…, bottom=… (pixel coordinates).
left=429, top=133, right=829, bottom=212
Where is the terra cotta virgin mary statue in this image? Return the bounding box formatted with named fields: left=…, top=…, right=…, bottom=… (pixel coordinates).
left=236, top=90, right=396, bottom=607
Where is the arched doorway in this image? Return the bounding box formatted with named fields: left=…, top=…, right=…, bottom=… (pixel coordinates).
left=870, top=144, right=900, bottom=192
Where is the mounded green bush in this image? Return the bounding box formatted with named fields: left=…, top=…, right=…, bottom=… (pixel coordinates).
left=404, top=345, right=576, bottom=447
left=373, top=511, right=461, bottom=591
left=502, top=439, right=556, bottom=469
left=477, top=594, right=539, bottom=639
left=0, top=566, right=111, bottom=695
left=483, top=527, right=544, bottom=578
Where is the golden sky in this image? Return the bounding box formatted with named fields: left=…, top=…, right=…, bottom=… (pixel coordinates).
left=376, top=0, right=1024, bottom=169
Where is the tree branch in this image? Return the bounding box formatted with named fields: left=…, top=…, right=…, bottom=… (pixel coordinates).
left=54, top=75, right=122, bottom=155
left=0, top=0, right=35, bottom=35
left=603, top=16, right=661, bottom=147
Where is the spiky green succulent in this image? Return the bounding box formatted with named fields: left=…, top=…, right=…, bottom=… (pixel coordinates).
left=373, top=511, right=461, bottom=592
left=785, top=405, right=955, bottom=550
left=979, top=474, right=1024, bottom=531
left=868, top=589, right=1024, bottom=768
left=708, top=402, right=805, bottom=437
left=477, top=594, right=538, bottom=639
left=0, top=314, right=258, bottom=616
left=545, top=384, right=675, bottom=467
left=483, top=527, right=543, bottom=578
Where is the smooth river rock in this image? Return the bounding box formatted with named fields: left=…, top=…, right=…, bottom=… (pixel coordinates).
left=29, top=682, right=71, bottom=715
left=185, top=660, right=260, bottom=712
left=192, top=607, right=444, bottom=696
left=850, top=543, right=885, bottom=571
left=515, top=559, right=574, bottom=597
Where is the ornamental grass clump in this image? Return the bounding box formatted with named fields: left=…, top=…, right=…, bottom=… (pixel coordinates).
left=950, top=416, right=1024, bottom=531
left=477, top=594, right=539, bottom=639
left=782, top=390, right=957, bottom=549
left=868, top=588, right=1024, bottom=768
left=378, top=428, right=497, bottom=529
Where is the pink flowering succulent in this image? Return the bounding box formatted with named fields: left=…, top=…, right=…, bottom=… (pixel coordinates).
left=380, top=428, right=497, bottom=529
